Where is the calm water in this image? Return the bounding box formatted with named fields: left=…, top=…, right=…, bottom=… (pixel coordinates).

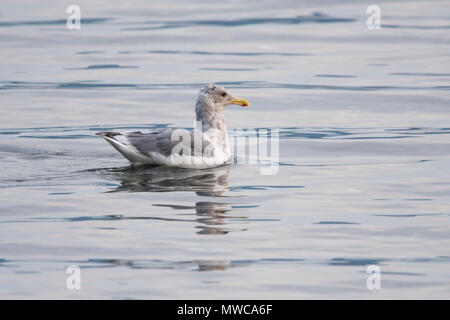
left=0, top=0, right=449, bottom=299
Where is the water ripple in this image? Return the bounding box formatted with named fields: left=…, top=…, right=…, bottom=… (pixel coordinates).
left=2, top=256, right=448, bottom=273
left=1, top=80, right=448, bottom=91
left=123, top=13, right=355, bottom=31
left=0, top=18, right=111, bottom=27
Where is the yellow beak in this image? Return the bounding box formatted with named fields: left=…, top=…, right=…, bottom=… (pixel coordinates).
left=231, top=97, right=249, bottom=107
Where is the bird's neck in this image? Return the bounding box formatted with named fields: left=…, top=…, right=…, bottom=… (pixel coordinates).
left=195, top=99, right=227, bottom=133
left=195, top=100, right=230, bottom=158
left=197, top=110, right=226, bottom=132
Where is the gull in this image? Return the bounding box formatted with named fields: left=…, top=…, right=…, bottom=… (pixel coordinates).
left=96, top=84, right=249, bottom=169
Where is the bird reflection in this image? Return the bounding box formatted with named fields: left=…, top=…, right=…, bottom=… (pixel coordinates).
left=97, top=165, right=248, bottom=234
left=84, top=258, right=243, bottom=272
left=194, top=260, right=230, bottom=271
left=101, top=164, right=231, bottom=196
left=154, top=201, right=248, bottom=235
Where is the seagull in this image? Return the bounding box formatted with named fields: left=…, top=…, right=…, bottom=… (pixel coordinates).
left=96, top=84, right=249, bottom=169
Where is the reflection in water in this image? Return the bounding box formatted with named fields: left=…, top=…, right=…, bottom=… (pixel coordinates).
left=195, top=260, right=230, bottom=271
left=98, top=165, right=249, bottom=235
left=100, top=165, right=231, bottom=196
left=154, top=202, right=248, bottom=235
left=82, top=258, right=237, bottom=272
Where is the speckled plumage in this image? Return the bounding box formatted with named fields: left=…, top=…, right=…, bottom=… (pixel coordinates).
left=96, top=84, right=248, bottom=168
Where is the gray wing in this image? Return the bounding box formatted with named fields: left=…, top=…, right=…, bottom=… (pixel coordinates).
left=126, top=129, right=177, bottom=157
left=97, top=129, right=211, bottom=158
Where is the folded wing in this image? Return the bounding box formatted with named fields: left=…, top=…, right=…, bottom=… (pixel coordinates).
left=96, top=129, right=213, bottom=166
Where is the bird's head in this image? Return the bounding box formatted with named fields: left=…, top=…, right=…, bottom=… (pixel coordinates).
left=197, top=84, right=249, bottom=110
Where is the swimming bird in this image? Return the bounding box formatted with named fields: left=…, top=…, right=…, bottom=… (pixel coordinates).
left=96, top=84, right=249, bottom=169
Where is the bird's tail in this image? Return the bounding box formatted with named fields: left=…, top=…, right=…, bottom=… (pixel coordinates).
left=95, top=131, right=121, bottom=138
left=96, top=131, right=155, bottom=164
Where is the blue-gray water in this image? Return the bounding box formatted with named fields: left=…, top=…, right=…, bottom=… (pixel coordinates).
left=0, top=0, right=449, bottom=299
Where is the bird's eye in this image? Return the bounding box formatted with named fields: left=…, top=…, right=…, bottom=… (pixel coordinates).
left=221, top=92, right=227, bottom=97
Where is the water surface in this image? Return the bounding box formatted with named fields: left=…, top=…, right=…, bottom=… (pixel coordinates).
left=0, top=0, right=449, bottom=299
